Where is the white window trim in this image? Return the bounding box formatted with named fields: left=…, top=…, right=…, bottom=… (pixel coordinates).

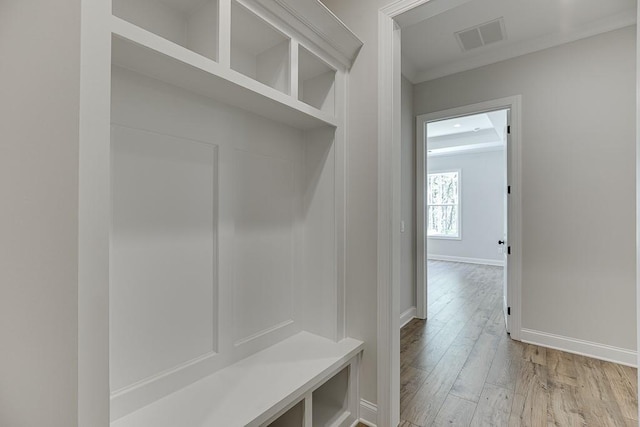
left=426, top=168, right=462, bottom=240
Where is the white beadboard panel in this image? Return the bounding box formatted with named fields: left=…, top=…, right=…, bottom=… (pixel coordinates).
left=110, top=125, right=218, bottom=392
left=232, top=149, right=296, bottom=344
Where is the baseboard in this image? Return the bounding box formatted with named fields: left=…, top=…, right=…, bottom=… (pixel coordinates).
left=358, top=399, right=377, bottom=427
left=427, top=254, right=504, bottom=267
left=520, top=328, right=637, bottom=367
left=400, top=306, right=417, bottom=329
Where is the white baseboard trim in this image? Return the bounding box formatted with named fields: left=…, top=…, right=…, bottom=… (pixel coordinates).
left=400, top=306, right=417, bottom=329
left=358, top=399, right=377, bottom=427
left=520, top=328, right=637, bottom=368
left=427, top=254, right=504, bottom=267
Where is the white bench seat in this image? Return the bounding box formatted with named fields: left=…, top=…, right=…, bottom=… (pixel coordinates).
left=111, top=332, right=364, bottom=427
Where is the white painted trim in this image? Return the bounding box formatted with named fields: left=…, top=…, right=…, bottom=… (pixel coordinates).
left=400, top=307, right=417, bottom=328
left=377, top=8, right=402, bottom=427
left=521, top=329, right=638, bottom=368
left=380, top=0, right=430, bottom=19
left=78, top=0, right=112, bottom=424
left=415, top=90, right=426, bottom=322
left=378, top=2, right=435, bottom=426
left=427, top=254, right=504, bottom=267
left=410, top=11, right=636, bottom=84
left=636, top=5, right=640, bottom=416
left=358, top=399, right=378, bottom=427
left=416, top=95, right=523, bottom=343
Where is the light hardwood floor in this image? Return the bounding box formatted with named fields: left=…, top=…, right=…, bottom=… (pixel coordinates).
left=397, top=260, right=638, bottom=427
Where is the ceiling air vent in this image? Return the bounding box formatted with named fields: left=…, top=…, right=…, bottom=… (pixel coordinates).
left=455, top=18, right=506, bottom=52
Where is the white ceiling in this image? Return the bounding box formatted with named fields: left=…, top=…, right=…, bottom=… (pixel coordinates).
left=427, top=113, right=494, bottom=137
left=427, top=110, right=507, bottom=156
left=402, top=0, right=636, bottom=83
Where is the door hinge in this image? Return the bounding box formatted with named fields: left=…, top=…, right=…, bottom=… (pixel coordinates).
left=507, top=246, right=511, bottom=255
left=507, top=185, right=511, bottom=194
left=507, top=125, right=511, bottom=134
left=508, top=307, right=511, bottom=315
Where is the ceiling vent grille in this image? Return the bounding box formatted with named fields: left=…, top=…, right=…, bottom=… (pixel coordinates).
left=455, top=18, right=506, bottom=52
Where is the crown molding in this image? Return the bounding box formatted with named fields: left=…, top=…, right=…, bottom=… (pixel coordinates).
left=254, top=0, right=363, bottom=69
left=412, top=10, right=636, bottom=84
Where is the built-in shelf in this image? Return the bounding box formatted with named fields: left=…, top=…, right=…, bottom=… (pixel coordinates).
left=231, top=1, right=290, bottom=94
left=107, top=3, right=363, bottom=425
left=298, top=45, right=336, bottom=115
left=110, top=332, right=363, bottom=427
left=112, top=0, right=219, bottom=62
left=111, top=16, right=337, bottom=130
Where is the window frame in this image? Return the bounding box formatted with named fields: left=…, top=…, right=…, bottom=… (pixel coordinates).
left=426, top=168, right=462, bottom=240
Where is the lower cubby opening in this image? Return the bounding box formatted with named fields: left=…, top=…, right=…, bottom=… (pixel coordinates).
left=264, top=399, right=304, bottom=427
left=312, top=366, right=350, bottom=427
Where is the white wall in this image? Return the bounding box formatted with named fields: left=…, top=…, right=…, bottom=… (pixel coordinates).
left=415, top=27, right=637, bottom=353
left=401, top=76, right=416, bottom=317
left=427, top=150, right=505, bottom=263
left=0, top=1, right=80, bottom=426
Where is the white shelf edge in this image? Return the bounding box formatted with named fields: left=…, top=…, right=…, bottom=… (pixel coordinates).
left=111, top=16, right=338, bottom=131
left=110, top=331, right=363, bottom=427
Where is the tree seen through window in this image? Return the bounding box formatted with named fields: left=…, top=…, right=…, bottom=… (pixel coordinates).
left=427, top=171, right=460, bottom=238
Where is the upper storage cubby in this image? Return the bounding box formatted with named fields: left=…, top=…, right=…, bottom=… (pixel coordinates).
left=231, top=1, right=290, bottom=94
left=112, top=0, right=219, bottom=62
left=298, top=46, right=336, bottom=115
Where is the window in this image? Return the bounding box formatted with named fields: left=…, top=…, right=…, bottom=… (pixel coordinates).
left=427, top=170, right=460, bottom=238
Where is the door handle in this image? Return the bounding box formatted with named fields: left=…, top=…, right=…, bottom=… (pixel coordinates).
left=498, top=240, right=505, bottom=245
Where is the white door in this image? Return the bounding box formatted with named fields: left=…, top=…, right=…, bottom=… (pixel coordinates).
left=502, top=109, right=511, bottom=333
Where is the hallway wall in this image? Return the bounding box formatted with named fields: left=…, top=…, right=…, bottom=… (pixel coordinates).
left=0, top=1, right=81, bottom=426
left=414, top=26, right=637, bottom=359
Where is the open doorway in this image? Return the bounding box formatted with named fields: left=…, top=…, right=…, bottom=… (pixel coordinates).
left=414, top=97, right=522, bottom=341
left=420, top=107, right=511, bottom=334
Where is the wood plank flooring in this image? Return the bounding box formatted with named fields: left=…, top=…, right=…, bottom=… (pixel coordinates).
left=398, top=260, right=638, bottom=427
